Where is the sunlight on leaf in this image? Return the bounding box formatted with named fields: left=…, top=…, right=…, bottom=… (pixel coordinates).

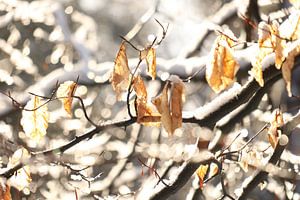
left=21, top=96, right=49, bottom=141
left=110, top=41, right=131, bottom=100
left=251, top=21, right=286, bottom=86
left=133, top=75, right=160, bottom=125
left=56, top=81, right=78, bottom=116
left=140, top=47, right=156, bottom=80
left=206, top=31, right=239, bottom=93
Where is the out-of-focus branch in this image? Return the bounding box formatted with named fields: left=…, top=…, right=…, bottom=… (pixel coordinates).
left=237, top=110, right=300, bottom=199
left=136, top=152, right=218, bottom=200
left=216, top=72, right=281, bottom=133
left=179, top=0, right=238, bottom=58
left=124, top=0, right=160, bottom=41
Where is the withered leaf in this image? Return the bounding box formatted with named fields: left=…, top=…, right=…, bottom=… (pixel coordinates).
left=152, top=82, right=172, bottom=134
left=133, top=75, right=160, bottom=125
left=56, top=81, right=77, bottom=116
left=140, top=47, right=157, bottom=80
left=21, top=96, right=49, bottom=141
left=206, top=33, right=239, bottom=93
left=110, top=41, right=131, bottom=100
left=251, top=21, right=286, bottom=86
left=152, top=76, right=185, bottom=135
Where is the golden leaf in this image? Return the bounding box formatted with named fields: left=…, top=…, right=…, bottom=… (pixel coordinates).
left=56, top=81, right=77, bottom=116
left=206, top=33, right=239, bottom=93
left=251, top=21, right=286, bottom=86
left=110, top=41, right=131, bottom=100
left=133, top=75, right=160, bottom=125
left=7, top=148, right=32, bottom=192
left=21, top=96, right=49, bottom=141
left=152, top=76, right=185, bottom=135
left=146, top=48, right=156, bottom=80
left=268, top=109, right=284, bottom=148
left=196, top=164, right=209, bottom=189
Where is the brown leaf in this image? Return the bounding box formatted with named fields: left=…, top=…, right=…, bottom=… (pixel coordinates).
left=133, top=76, right=160, bottom=125
left=196, top=164, right=209, bottom=189
left=57, top=81, right=77, bottom=116
left=21, top=96, right=49, bottom=141
left=152, top=82, right=172, bottom=134
left=170, top=76, right=185, bottom=133
left=0, top=184, right=11, bottom=200
left=110, top=41, right=131, bottom=100
left=152, top=76, right=185, bottom=135
left=146, top=48, right=156, bottom=80
left=206, top=33, right=239, bottom=93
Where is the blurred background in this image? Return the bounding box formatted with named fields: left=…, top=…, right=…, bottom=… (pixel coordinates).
left=0, top=0, right=300, bottom=199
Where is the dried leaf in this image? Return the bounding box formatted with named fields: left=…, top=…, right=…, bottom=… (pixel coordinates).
left=170, top=76, right=185, bottom=133
left=110, top=41, right=131, bottom=100
left=281, top=42, right=300, bottom=96
left=133, top=76, right=160, bottom=125
left=251, top=21, right=286, bottom=86
left=206, top=33, right=239, bottom=93
left=21, top=96, right=49, bottom=141
left=152, top=82, right=172, bottom=134
left=7, top=148, right=32, bottom=192
left=146, top=48, right=156, bottom=80
left=268, top=109, right=284, bottom=148
left=0, top=184, right=11, bottom=200
left=152, top=76, right=185, bottom=135
left=56, top=81, right=77, bottom=116
left=196, top=164, right=209, bottom=189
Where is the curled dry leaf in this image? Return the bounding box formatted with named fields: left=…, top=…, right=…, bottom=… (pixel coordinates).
left=7, top=148, right=32, bottom=192
left=110, top=41, right=131, bottom=100
left=21, top=96, right=49, bottom=141
left=140, top=47, right=156, bottom=80
left=152, top=75, right=185, bottom=135
left=268, top=109, right=284, bottom=148
left=56, top=81, right=77, bottom=116
left=196, top=164, right=209, bottom=189
left=133, top=75, right=160, bottom=125
left=206, top=31, right=239, bottom=93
